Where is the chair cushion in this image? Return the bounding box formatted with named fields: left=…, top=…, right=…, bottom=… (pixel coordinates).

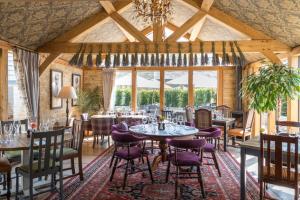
left=119, top=122, right=129, bottom=131
left=5, top=150, right=21, bottom=160
left=228, top=128, right=251, bottom=136
left=169, top=152, right=201, bottom=166
left=115, top=147, right=143, bottom=160
left=18, top=161, right=57, bottom=173
left=203, top=143, right=215, bottom=152
left=51, top=148, right=78, bottom=159
left=0, top=157, right=11, bottom=172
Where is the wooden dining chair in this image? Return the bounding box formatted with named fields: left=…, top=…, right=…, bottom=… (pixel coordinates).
left=0, top=157, right=12, bottom=199
left=216, top=105, right=231, bottom=118
left=15, top=129, right=65, bottom=200
left=276, top=121, right=300, bottom=134
left=57, top=119, right=84, bottom=180
left=91, top=117, right=114, bottom=148
left=194, top=108, right=212, bottom=130
left=260, top=133, right=299, bottom=200
left=228, top=109, right=255, bottom=146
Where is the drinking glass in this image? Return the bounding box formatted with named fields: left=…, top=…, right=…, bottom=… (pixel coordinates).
left=178, top=115, right=184, bottom=126
left=142, top=117, right=148, bottom=129
left=3, top=124, right=12, bottom=143
left=14, top=121, right=21, bottom=135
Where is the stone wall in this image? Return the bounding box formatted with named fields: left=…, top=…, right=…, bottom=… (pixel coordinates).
left=39, top=61, right=83, bottom=125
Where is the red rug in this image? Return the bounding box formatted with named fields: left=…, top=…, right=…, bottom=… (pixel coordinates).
left=46, top=147, right=261, bottom=200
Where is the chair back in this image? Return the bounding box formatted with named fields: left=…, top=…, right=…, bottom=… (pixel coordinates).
left=71, top=120, right=84, bottom=152
left=216, top=105, right=231, bottom=118
left=276, top=121, right=300, bottom=133
left=91, top=117, right=114, bottom=136
left=244, top=110, right=255, bottom=132
left=29, top=129, right=64, bottom=177
left=195, top=108, right=212, bottom=129
left=162, top=110, right=173, bottom=120
left=167, top=139, right=206, bottom=159
left=111, top=131, right=142, bottom=145
left=260, top=133, right=298, bottom=187
left=185, top=106, right=194, bottom=123
left=112, top=122, right=129, bottom=132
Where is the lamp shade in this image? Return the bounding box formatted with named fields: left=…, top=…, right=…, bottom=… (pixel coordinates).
left=57, top=86, right=78, bottom=99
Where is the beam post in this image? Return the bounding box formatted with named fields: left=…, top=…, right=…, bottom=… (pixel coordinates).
left=188, top=68, right=194, bottom=106
left=0, top=48, right=8, bottom=120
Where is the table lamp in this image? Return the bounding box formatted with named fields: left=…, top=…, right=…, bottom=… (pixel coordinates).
left=58, top=86, right=78, bottom=126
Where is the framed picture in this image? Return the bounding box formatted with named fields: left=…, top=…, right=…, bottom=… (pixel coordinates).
left=72, top=73, right=81, bottom=106
left=50, top=69, right=63, bottom=109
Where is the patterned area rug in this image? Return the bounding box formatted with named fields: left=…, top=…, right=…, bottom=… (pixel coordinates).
left=46, top=147, right=261, bottom=200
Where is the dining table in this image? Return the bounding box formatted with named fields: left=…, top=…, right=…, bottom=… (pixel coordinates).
left=212, top=117, right=236, bottom=152
left=239, top=137, right=300, bottom=200
left=129, top=123, right=199, bottom=170
left=0, top=130, right=72, bottom=196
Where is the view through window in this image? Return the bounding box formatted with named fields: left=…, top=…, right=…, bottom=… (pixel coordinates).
left=193, top=71, right=217, bottom=108
left=113, top=71, right=132, bottom=112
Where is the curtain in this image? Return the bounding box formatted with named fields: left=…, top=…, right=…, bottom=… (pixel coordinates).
left=13, top=48, right=39, bottom=120
left=102, top=68, right=116, bottom=112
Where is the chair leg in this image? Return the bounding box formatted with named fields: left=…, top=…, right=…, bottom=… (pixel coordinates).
left=146, top=156, right=154, bottom=183
left=197, top=166, right=206, bottom=198
left=211, top=152, right=221, bottom=177
left=3, top=174, right=6, bottom=190
left=109, top=150, right=116, bottom=168
left=165, top=160, right=171, bottom=183
left=59, top=169, right=64, bottom=200
left=15, top=170, right=19, bottom=200
left=78, top=156, right=84, bottom=181
left=260, top=181, right=263, bottom=200
left=108, top=136, right=110, bottom=146
left=110, top=157, right=118, bottom=182
left=123, top=160, right=129, bottom=189
left=151, top=140, right=154, bottom=154
left=295, top=187, right=299, bottom=200
left=6, top=171, right=10, bottom=199
left=29, top=179, right=33, bottom=200
left=71, top=158, right=75, bottom=175
left=175, top=166, right=179, bottom=199
left=93, top=134, right=96, bottom=148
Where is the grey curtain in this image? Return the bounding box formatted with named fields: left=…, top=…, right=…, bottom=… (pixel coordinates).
left=13, top=48, right=39, bottom=120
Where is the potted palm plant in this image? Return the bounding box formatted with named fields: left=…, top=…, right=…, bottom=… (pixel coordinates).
left=241, top=62, right=300, bottom=126
left=76, top=87, right=103, bottom=118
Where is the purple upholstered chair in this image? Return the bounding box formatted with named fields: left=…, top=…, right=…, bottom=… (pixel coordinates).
left=110, top=131, right=154, bottom=189
left=165, top=139, right=206, bottom=199
left=111, top=122, right=129, bottom=132
left=197, top=127, right=222, bottom=177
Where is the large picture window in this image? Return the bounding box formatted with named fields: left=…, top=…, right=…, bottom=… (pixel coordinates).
left=164, top=71, right=188, bottom=111
left=193, top=71, right=217, bottom=108
left=137, top=71, right=160, bottom=113
left=113, top=71, right=132, bottom=111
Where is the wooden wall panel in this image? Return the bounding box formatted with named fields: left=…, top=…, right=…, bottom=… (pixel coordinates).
left=222, top=69, right=236, bottom=110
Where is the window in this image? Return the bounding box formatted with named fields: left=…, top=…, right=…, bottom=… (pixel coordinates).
left=193, top=71, right=217, bottom=108
left=113, top=71, right=132, bottom=111
left=164, top=71, right=188, bottom=111
left=7, top=51, right=27, bottom=119
left=137, top=71, right=160, bottom=113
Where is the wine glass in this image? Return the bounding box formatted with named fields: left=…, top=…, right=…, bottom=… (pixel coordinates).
left=14, top=121, right=21, bottom=135
left=178, top=115, right=184, bottom=126
left=3, top=124, right=12, bottom=143
left=142, top=117, right=148, bottom=129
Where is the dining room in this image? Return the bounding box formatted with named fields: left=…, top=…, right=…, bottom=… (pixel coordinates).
left=0, top=0, right=300, bottom=199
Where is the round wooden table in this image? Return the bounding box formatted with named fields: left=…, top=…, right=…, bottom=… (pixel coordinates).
left=129, top=123, right=198, bottom=170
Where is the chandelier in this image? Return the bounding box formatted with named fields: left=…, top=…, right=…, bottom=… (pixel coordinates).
left=133, top=0, right=172, bottom=24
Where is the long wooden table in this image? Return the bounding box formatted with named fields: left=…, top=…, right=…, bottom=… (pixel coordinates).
left=0, top=132, right=72, bottom=196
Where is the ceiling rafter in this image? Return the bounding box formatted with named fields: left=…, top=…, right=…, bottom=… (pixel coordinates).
left=153, top=22, right=164, bottom=42
left=261, top=50, right=282, bottom=64
left=99, top=1, right=150, bottom=42
left=189, top=0, right=213, bottom=41
left=99, top=1, right=136, bottom=42
left=38, top=0, right=132, bottom=76
left=166, top=10, right=206, bottom=41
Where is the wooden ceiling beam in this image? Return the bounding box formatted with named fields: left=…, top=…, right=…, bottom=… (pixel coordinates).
left=201, top=0, right=214, bottom=12
left=39, top=53, right=60, bottom=76
left=167, top=10, right=206, bottom=41
left=153, top=22, right=164, bottom=42
left=38, top=40, right=290, bottom=54
left=189, top=17, right=206, bottom=41
left=261, top=50, right=282, bottom=64
left=100, top=1, right=136, bottom=42
left=100, top=1, right=150, bottom=42
left=37, top=1, right=132, bottom=76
